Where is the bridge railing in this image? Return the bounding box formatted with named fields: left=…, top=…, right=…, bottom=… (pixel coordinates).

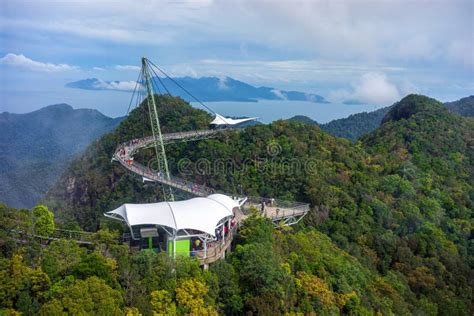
left=241, top=196, right=309, bottom=220
left=242, top=196, right=309, bottom=211
left=50, top=229, right=95, bottom=243
left=8, top=228, right=95, bottom=245
left=118, top=130, right=223, bottom=157
left=120, top=158, right=215, bottom=197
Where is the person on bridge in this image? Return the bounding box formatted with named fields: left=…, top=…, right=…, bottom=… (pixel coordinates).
left=194, top=238, right=201, bottom=250
left=224, top=224, right=229, bottom=236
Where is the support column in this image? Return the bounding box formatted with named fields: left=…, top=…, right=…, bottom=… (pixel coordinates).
left=173, top=234, right=176, bottom=259
left=204, top=240, right=207, bottom=259
left=141, top=57, right=174, bottom=201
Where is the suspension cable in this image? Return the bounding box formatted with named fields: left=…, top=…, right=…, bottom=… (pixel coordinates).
left=146, top=59, right=216, bottom=114
left=126, top=68, right=144, bottom=115
left=147, top=62, right=171, bottom=96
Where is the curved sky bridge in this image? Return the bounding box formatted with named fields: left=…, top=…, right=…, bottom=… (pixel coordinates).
left=105, top=57, right=309, bottom=266
left=111, top=131, right=309, bottom=221
left=109, top=130, right=309, bottom=265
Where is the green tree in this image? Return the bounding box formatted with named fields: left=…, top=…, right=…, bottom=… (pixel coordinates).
left=210, top=261, right=243, bottom=314
left=232, top=242, right=289, bottom=313
left=175, top=278, right=217, bottom=315
left=41, top=276, right=123, bottom=315
left=0, top=204, right=33, bottom=257
left=0, top=254, right=51, bottom=313
left=32, top=205, right=55, bottom=237
left=41, top=240, right=85, bottom=281
left=72, top=251, right=118, bottom=287
left=150, top=290, right=176, bottom=315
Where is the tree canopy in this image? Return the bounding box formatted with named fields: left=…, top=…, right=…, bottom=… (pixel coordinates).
left=1, top=94, right=472, bottom=314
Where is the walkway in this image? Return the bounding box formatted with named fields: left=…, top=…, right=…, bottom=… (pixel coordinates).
left=112, top=130, right=309, bottom=224
left=9, top=228, right=94, bottom=245
left=112, top=129, right=224, bottom=197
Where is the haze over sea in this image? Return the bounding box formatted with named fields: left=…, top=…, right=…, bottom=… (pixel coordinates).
left=3, top=80, right=377, bottom=123
left=192, top=100, right=377, bottom=124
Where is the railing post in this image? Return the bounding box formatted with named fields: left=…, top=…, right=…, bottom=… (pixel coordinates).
left=222, top=224, right=225, bottom=246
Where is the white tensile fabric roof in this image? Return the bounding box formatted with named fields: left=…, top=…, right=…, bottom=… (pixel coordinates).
left=105, top=194, right=239, bottom=236
left=210, top=113, right=258, bottom=126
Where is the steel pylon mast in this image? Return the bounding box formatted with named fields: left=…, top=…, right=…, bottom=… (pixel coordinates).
left=141, top=57, right=174, bottom=201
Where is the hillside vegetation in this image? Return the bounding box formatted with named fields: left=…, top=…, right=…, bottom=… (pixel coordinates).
left=320, top=107, right=390, bottom=141
left=0, top=104, right=123, bottom=208
left=445, top=95, right=474, bottom=117
left=291, top=95, right=473, bottom=142
left=1, top=94, right=472, bottom=314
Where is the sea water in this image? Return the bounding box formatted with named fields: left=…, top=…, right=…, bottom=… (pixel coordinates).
left=191, top=100, right=379, bottom=124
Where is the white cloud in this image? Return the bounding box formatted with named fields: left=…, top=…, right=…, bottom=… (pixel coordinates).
left=329, top=73, right=403, bottom=105
left=233, top=0, right=473, bottom=67
left=216, top=77, right=229, bottom=90
left=0, top=0, right=472, bottom=106
left=93, top=67, right=105, bottom=71
left=1, top=0, right=472, bottom=69
left=168, top=59, right=406, bottom=87
left=114, top=65, right=141, bottom=71
left=0, top=18, right=173, bottom=45
left=271, top=89, right=286, bottom=100
left=0, top=53, right=77, bottom=72
left=94, top=79, right=138, bottom=91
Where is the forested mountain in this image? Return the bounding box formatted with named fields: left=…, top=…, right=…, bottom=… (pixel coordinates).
left=320, top=106, right=390, bottom=141
left=287, top=115, right=319, bottom=125
left=288, top=108, right=392, bottom=141
left=290, top=95, right=474, bottom=142
left=0, top=104, right=123, bottom=208
left=445, top=95, right=474, bottom=117
left=66, top=76, right=328, bottom=103
left=30, top=94, right=473, bottom=314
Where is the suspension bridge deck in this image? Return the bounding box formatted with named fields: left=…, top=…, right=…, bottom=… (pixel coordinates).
left=9, top=228, right=95, bottom=245
left=112, top=130, right=309, bottom=225
left=112, top=129, right=224, bottom=197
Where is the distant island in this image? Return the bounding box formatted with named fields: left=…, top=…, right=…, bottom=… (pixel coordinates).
left=65, top=76, right=329, bottom=103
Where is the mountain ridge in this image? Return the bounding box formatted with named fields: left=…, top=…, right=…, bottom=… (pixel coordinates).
left=42, top=93, right=473, bottom=314
left=66, top=76, right=329, bottom=103
left=0, top=104, right=124, bottom=208
left=289, top=95, right=474, bottom=141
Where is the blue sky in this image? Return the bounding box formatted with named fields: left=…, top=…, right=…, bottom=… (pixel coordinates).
left=0, top=0, right=472, bottom=117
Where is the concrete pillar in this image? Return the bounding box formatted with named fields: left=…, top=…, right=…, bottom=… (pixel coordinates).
left=173, top=235, right=176, bottom=259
